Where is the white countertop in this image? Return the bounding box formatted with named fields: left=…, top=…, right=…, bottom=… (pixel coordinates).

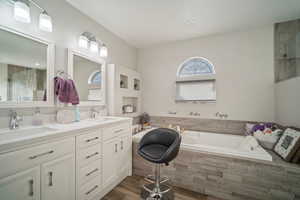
left=0, top=117, right=132, bottom=154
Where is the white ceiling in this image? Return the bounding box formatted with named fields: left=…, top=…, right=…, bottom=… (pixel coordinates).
left=66, top=0, right=300, bottom=48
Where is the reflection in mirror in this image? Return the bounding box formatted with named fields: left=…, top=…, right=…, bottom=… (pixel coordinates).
left=0, top=28, right=47, bottom=102
left=73, top=55, right=102, bottom=101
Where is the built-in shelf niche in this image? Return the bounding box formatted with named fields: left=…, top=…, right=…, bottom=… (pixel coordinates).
left=120, top=74, right=128, bottom=88
left=134, top=78, right=140, bottom=91
left=122, top=97, right=138, bottom=114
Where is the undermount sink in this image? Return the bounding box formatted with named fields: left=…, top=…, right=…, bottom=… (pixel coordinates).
left=0, top=127, right=57, bottom=137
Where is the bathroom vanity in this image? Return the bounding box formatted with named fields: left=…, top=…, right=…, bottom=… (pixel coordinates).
left=0, top=117, right=132, bottom=200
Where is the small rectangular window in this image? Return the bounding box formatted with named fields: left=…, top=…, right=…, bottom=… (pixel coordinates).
left=175, top=80, right=216, bottom=101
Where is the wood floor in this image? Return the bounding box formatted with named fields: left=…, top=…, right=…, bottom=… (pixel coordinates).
left=102, top=175, right=223, bottom=200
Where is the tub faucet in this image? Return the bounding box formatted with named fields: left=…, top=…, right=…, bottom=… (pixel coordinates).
left=9, top=110, right=23, bottom=130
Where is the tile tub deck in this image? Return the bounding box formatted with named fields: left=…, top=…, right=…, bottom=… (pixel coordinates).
left=133, top=140, right=300, bottom=200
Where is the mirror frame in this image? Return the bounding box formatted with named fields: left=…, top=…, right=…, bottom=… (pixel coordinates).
left=67, top=49, right=106, bottom=106
left=0, top=25, right=55, bottom=108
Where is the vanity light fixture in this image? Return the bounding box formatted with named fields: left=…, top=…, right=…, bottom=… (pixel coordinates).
left=39, top=11, right=52, bottom=32
left=78, top=34, right=89, bottom=49
left=89, top=38, right=99, bottom=53
left=14, top=0, right=31, bottom=23
left=100, top=44, right=108, bottom=58
left=78, top=32, right=108, bottom=57
left=12, top=0, right=53, bottom=32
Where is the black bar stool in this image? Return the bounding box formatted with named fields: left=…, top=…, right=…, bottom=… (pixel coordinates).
left=138, top=128, right=181, bottom=200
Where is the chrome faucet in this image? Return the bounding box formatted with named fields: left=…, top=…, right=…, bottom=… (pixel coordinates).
left=9, top=110, right=23, bottom=130
left=90, top=108, right=100, bottom=119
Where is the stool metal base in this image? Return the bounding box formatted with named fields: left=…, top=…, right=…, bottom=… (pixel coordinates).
left=141, top=183, right=174, bottom=200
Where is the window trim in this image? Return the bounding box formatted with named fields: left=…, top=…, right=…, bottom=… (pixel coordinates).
left=177, top=57, right=216, bottom=78
left=175, top=57, right=216, bottom=102
left=88, top=70, right=101, bottom=84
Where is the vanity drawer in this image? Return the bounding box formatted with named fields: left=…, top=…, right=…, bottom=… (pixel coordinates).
left=77, top=144, right=101, bottom=167
left=79, top=175, right=102, bottom=200
left=103, top=123, right=131, bottom=141
left=78, top=159, right=101, bottom=186
left=76, top=130, right=101, bottom=149
left=0, top=138, right=75, bottom=178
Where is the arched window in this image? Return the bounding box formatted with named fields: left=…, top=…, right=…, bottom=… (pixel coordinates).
left=178, top=57, right=215, bottom=77
left=176, top=57, right=216, bottom=102
left=88, top=71, right=101, bottom=85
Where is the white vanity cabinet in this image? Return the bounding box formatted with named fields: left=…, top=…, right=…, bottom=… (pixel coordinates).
left=41, top=154, right=75, bottom=200
left=75, top=130, right=102, bottom=200
left=76, top=121, right=132, bottom=200
left=0, top=166, right=40, bottom=200
left=102, top=123, right=132, bottom=191
left=0, top=138, right=76, bottom=200
left=0, top=119, right=132, bottom=200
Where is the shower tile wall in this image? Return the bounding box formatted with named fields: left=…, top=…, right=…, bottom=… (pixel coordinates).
left=274, top=19, right=300, bottom=82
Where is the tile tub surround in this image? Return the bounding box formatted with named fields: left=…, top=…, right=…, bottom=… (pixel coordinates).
left=133, top=142, right=300, bottom=200
left=148, top=116, right=262, bottom=135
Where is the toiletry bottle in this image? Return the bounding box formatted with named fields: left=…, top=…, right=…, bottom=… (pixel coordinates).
left=75, top=106, right=80, bottom=122
left=32, top=107, right=43, bottom=126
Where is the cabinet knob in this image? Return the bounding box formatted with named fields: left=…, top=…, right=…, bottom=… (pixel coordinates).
left=86, top=152, right=99, bottom=159
left=48, top=172, right=53, bottom=186
left=85, top=185, right=98, bottom=195
left=29, top=150, right=54, bottom=160
left=121, top=141, right=124, bottom=150
left=115, top=144, right=118, bottom=153
left=29, top=179, right=34, bottom=196
left=86, top=168, right=99, bottom=177
left=85, top=137, right=99, bottom=143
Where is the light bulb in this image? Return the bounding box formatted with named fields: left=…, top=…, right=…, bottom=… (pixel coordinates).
left=100, top=44, right=108, bottom=58
left=90, top=41, right=99, bottom=53
left=14, top=0, right=31, bottom=23
left=78, top=35, right=89, bottom=49
left=39, top=11, right=53, bottom=32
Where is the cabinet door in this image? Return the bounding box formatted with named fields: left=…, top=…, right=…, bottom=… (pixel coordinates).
left=0, top=166, right=40, bottom=200
left=41, top=154, right=75, bottom=200
left=118, top=134, right=131, bottom=175
left=102, top=138, right=118, bottom=188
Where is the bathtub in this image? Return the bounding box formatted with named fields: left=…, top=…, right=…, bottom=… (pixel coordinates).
left=133, top=129, right=272, bottom=162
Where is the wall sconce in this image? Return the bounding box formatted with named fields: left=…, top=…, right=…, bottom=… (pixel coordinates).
left=12, top=0, right=53, bottom=32
left=14, top=0, right=31, bottom=23
left=39, top=11, right=52, bottom=32
left=78, top=34, right=89, bottom=49
left=78, top=32, right=108, bottom=58
left=90, top=38, right=99, bottom=53
left=100, top=44, right=108, bottom=58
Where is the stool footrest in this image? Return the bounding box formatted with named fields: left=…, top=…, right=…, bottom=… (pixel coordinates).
left=145, top=175, right=169, bottom=184
left=143, top=183, right=171, bottom=195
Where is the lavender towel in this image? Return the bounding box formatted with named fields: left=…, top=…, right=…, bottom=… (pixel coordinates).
left=54, top=77, right=80, bottom=105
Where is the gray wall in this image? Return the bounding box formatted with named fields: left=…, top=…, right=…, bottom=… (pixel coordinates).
left=137, top=26, right=275, bottom=122
left=275, top=77, right=300, bottom=128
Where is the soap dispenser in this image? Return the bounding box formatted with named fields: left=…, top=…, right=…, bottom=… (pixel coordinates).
left=32, top=107, right=43, bottom=126
left=75, top=106, right=80, bottom=122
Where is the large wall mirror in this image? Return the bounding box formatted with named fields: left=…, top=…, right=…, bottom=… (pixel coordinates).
left=68, top=49, right=106, bottom=106
left=0, top=26, right=54, bottom=107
